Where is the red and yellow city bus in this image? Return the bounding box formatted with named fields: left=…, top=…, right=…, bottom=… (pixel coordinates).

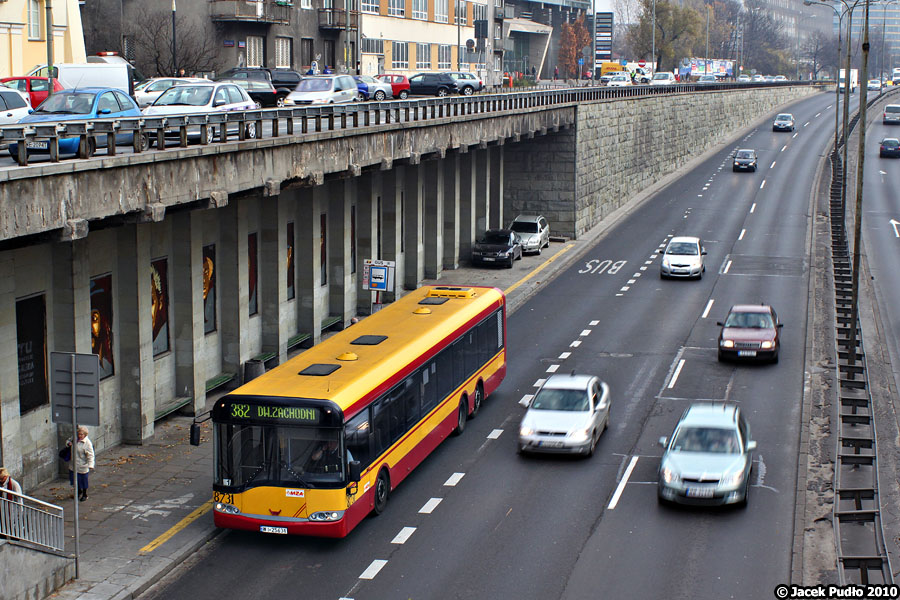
left=208, top=285, right=507, bottom=537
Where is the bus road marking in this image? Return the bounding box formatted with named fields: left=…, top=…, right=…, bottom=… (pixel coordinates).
left=569, top=340, right=581, bottom=348
left=781, top=145, right=787, bottom=152
left=546, top=364, right=560, bottom=373
left=139, top=499, right=214, bottom=554
left=559, top=351, right=571, bottom=359
left=533, top=379, right=545, bottom=387
left=444, top=472, right=465, bottom=486
left=702, top=299, right=715, bottom=319
left=419, top=498, right=442, bottom=514
left=487, top=429, right=503, bottom=440
left=391, top=527, right=417, bottom=544
left=668, top=359, right=686, bottom=389
left=359, top=559, right=388, bottom=579
left=607, top=456, right=639, bottom=510
left=580, top=330, right=591, bottom=336
left=739, top=229, right=746, bottom=240
left=750, top=203, right=756, bottom=213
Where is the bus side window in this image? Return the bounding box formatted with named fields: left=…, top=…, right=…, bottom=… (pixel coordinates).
left=464, top=331, right=478, bottom=376
left=372, top=398, right=391, bottom=457
left=345, top=410, right=372, bottom=469
left=422, top=363, right=437, bottom=413
left=452, top=338, right=466, bottom=383
left=435, top=347, right=453, bottom=404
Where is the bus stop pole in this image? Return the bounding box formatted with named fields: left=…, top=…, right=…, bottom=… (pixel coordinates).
left=71, top=353, right=81, bottom=579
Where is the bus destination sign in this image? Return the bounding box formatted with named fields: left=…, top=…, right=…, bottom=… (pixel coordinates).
left=229, top=402, right=320, bottom=424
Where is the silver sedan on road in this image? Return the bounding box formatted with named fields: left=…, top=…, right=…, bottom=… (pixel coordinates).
left=660, top=236, right=706, bottom=279
left=518, top=373, right=610, bottom=456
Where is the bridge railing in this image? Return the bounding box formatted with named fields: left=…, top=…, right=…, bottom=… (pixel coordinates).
left=0, top=487, right=65, bottom=554
left=0, top=81, right=824, bottom=168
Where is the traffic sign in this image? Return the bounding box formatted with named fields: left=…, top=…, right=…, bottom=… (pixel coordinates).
left=638, top=59, right=646, bottom=67
left=50, top=352, right=100, bottom=426
left=362, top=259, right=396, bottom=292
left=578, top=58, right=584, bottom=66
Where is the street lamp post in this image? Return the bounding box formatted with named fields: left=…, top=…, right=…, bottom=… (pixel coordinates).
left=172, top=0, right=177, bottom=76
left=651, top=0, right=656, bottom=72
left=705, top=5, right=710, bottom=75
left=796, top=15, right=800, bottom=80
left=45, top=0, right=54, bottom=98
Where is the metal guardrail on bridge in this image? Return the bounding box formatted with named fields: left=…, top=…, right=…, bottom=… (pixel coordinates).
left=1, top=487, right=65, bottom=553
left=0, top=81, right=823, bottom=168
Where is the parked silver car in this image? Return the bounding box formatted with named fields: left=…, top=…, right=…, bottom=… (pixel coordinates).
left=518, top=373, right=610, bottom=456
left=446, top=71, right=484, bottom=95
left=142, top=82, right=257, bottom=144
left=660, top=236, right=706, bottom=279
left=508, top=214, right=550, bottom=254
left=134, top=77, right=208, bottom=108
left=658, top=403, right=756, bottom=507
left=284, top=75, right=358, bottom=105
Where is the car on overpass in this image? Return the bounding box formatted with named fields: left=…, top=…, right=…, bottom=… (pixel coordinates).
left=446, top=71, right=483, bottom=95
left=607, top=73, right=632, bottom=88
left=142, top=82, right=257, bottom=144
left=376, top=73, right=411, bottom=99
left=0, top=76, right=64, bottom=108
left=657, top=402, right=756, bottom=507
left=133, top=77, right=209, bottom=108
left=517, top=373, right=610, bottom=456
left=352, top=75, right=393, bottom=101
left=407, top=73, right=458, bottom=97
left=0, top=88, right=32, bottom=125
left=717, top=304, right=782, bottom=362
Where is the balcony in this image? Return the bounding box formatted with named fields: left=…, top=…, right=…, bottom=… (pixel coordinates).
left=209, top=0, right=292, bottom=25
left=318, top=8, right=359, bottom=30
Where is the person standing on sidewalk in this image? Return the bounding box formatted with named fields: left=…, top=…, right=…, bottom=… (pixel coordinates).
left=554, top=65, right=559, bottom=80
left=67, top=426, right=95, bottom=501
left=0, top=467, right=24, bottom=537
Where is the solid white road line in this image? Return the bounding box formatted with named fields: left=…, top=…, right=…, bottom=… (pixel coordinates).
left=668, top=359, right=686, bottom=389
left=702, top=299, right=715, bottom=319
left=391, top=527, right=417, bottom=544
left=444, top=472, right=465, bottom=486
left=739, top=229, right=746, bottom=240
left=607, top=456, right=639, bottom=510
left=750, top=203, right=756, bottom=213
left=724, top=260, right=732, bottom=274
left=487, top=429, right=503, bottom=440
left=546, top=364, right=560, bottom=373
left=419, top=498, right=442, bottom=514
left=359, top=560, right=388, bottom=579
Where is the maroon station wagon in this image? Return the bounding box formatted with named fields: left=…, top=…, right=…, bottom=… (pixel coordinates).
left=717, top=304, right=783, bottom=363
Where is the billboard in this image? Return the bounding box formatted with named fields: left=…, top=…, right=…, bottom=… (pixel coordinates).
left=594, top=12, right=613, bottom=76
left=686, top=58, right=735, bottom=78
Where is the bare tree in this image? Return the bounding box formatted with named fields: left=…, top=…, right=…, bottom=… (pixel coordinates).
left=803, top=30, right=836, bottom=79
left=124, top=5, right=223, bottom=77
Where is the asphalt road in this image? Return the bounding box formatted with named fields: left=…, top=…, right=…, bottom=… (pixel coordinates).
left=141, top=90, right=842, bottom=600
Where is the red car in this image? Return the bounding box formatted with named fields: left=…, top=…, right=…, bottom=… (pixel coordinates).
left=717, top=304, right=783, bottom=363
left=375, top=74, right=410, bottom=100
left=0, top=76, right=64, bottom=108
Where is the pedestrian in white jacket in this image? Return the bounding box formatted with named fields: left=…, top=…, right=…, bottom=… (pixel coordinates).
left=68, top=426, right=95, bottom=501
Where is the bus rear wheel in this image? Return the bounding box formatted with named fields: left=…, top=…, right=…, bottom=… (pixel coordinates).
left=373, top=469, right=390, bottom=515
left=469, top=383, right=484, bottom=419
left=452, top=398, right=467, bottom=436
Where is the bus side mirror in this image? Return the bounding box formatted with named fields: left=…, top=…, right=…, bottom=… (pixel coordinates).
left=348, top=460, right=361, bottom=483
left=190, top=423, right=201, bottom=446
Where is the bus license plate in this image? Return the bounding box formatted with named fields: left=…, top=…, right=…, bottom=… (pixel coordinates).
left=26, top=141, right=48, bottom=150
left=738, top=350, right=757, bottom=357
left=686, top=487, right=714, bottom=498
left=260, top=525, right=288, bottom=534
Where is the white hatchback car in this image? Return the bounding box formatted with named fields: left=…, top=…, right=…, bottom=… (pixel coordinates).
left=518, top=373, right=610, bottom=457
left=651, top=72, right=676, bottom=85
left=285, top=75, right=358, bottom=105
left=134, top=77, right=208, bottom=108
left=0, top=88, right=32, bottom=125
left=607, top=73, right=632, bottom=87
left=660, top=236, right=706, bottom=279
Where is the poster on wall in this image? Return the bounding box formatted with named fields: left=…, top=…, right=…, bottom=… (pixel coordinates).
left=203, top=244, right=217, bottom=333
left=90, top=274, right=115, bottom=379
left=248, top=233, right=258, bottom=316
left=16, top=294, right=48, bottom=414
left=151, top=258, right=170, bottom=356
left=287, top=223, right=295, bottom=300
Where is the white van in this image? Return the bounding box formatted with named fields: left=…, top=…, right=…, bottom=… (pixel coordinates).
left=650, top=72, right=677, bottom=86
left=27, top=63, right=135, bottom=95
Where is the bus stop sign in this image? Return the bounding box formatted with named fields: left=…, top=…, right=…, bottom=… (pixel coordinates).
left=362, top=259, right=396, bottom=292
left=50, top=351, right=100, bottom=426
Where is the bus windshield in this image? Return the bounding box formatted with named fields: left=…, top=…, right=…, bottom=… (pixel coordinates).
left=214, top=423, right=346, bottom=488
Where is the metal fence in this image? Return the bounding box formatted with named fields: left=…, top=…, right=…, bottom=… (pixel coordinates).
left=0, top=81, right=824, bottom=168
left=0, top=487, right=65, bottom=553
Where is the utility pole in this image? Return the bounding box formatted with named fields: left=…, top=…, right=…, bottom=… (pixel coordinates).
left=172, top=0, right=177, bottom=76
left=457, top=0, right=462, bottom=70
left=705, top=5, right=710, bottom=75
left=345, top=0, right=350, bottom=72
left=45, top=0, right=54, bottom=98
left=651, top=0, right=656, bottom=71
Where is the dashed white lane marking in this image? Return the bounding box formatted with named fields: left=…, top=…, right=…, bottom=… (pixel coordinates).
left=760, top=180, right=766, bottom=189
left=702, top=299, right=715, bottom=319
left=590, top=320, right=599, bottom=326
left=520, top=394, right=534, bottom=404
left=419, top=498, right=442, bottom=514
left=569, top=340, right=581, bottom=348
left=607, top=455, right=639, bottom=510
left=739, top=229, right=746, bottom=240
left=668, top=359, right=686, bottom=389
left=770, top=161, right=776, bottom=169
left=391, top=527, right=417, bottom=544
left=616, top=293, right=624, bottom=297
left=724, top=260, right=733, bottom=274
left=632, top=272, right=642, bottom=278
left=781, top=145, right=787, bottom=152
left=559, top=351, right=571, bottom=359
left=815, top=112, right=821, bottom=118
left=792, top=132, right=798, bottom=138
left=697, top=194, right=703, bottom=198
left=804, top=121, right=810, bottom=127
left=487, top=429, right=503, bottom=440
left=534, top=379, right=545, bottom=387
left=750, top=203, right=756, bottom=213
left=627, top=279, right=637, bottom=285
left=546, top=364, right=560, bottom=373
left=444, top=472, right=465, bottom=486
left=580, top=329, right=592, bottom=336
left=359, top=559, right=389, bottom=579
left=640, top=266, right=647, bottom=271
left=650, top=254, right=658, bottom=259
left=620, top=286, right=630, bottom=292
left=645, top=260, right=653, bottom=265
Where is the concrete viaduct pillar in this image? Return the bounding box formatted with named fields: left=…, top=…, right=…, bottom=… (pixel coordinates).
left=172, top=211, right=206, bottom=416
left=382, top=166, right=404, bottom=302
left=220, top=201, right=250, bottom=384
left=475, top=147, right=490, bottom=237
left=328, top=178, right=355, bottom=327
left=260, top=193, right=289, bottom=364
left=423, top=159, right=444, bottom=280
left=489, top=144, right=504, bottom=229
left=459, top=149, right=476, bottom=262
left=442, top=151, right=460, bottom=271
left=356, top=170, right=380, bottom=315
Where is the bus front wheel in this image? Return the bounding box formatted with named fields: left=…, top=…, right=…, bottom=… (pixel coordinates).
left=373, top=469, right=390, bottom=515
left=452, top=398, right=467, bottom=436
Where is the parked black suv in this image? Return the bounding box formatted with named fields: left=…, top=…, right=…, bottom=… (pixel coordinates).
left=408, top=73, right=458, bottom=97
left=216, top=67, right=303, bottom=102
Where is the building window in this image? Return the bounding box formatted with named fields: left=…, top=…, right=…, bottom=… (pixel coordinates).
left=301, top=38, right=314, bottom=66
left=459, top=45, right=468, bottom=68
left=247, top=36, right=264, bottom=68
left=301, top=0, right=312, bottom=7
left=438, top=45, right=451, bottom=69
left=320, top=214, right=327, bottom=286
left=275, top=37, right=292, bottom=68
left=494, top=22, right=501, bottom=39
left=473, top=2, right=486, bottom=21
left=416, top=43, right=431, bottom=69
left=455, top=0, right=467, bottom=25
left=412, top=0, right=427, bottom=19
left=16, top=293, right=48, bottom=414
left=362, top=0, right=379, bottom=14
left=388, top=0, right=404, bottom=17
left=435, top=0, right=449, bottom=22
left=392, top=42, right=409, bottom=69
left=494, top=54, right=501, bottom=71
left=362, top=38, right=384, bottom=54
left=28, top=0, right=41, bottom=39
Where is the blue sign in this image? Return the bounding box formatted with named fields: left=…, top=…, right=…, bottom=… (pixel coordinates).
left=578, top=58, right=584, bottom=66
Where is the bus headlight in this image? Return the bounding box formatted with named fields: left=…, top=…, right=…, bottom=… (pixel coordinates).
left=215, top=502, right=240, bottom=515
left=309, top=510, right=345, bottom=522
